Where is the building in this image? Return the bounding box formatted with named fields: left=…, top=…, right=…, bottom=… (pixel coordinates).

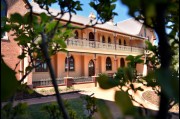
left=1, top=0, right=156, bottom=88
left=1, top=0, right=32, bottom=86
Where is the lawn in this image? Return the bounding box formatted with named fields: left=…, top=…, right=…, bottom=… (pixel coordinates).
left=28, top=98, right=87, bottom=119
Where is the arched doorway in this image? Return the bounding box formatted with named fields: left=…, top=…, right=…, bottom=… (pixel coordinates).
left=120, top=58, right=125, bottom=67
left=102, top=36, right=105, bottom=43
left=89, top=32, right=94, bottom=41
left=88, top=60, right=95, bottom=76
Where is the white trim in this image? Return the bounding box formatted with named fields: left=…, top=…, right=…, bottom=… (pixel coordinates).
left=1, top=32, right=8, bottom=40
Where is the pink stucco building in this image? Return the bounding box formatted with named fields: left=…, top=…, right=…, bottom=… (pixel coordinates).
left=1, top=0, right=156, bottom=88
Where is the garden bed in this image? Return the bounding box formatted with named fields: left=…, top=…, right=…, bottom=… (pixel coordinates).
left=14, top=86, right=80, bottom=100
left=142, top=90, right=179, bottom=113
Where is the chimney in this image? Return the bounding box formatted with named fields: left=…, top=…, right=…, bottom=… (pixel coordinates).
left=88, top=12, right=96, bottom=20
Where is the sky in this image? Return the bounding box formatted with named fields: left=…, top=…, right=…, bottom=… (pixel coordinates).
left=51, top=0, right=132, bottom=23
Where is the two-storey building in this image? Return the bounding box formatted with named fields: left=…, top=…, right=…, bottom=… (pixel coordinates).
left=1, top=1, right=156, bottom=88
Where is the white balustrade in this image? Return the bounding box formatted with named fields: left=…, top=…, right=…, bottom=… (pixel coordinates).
left=66, top=38, right=144, bottom=53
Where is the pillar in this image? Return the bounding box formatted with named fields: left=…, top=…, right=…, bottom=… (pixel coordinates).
left=66, top=51, right=69, bottom=77
left=143, top=51, right=148, bottom=76
left=114, top=55, right=117, bottom=71
left=94, top=53, right=97, bottom=76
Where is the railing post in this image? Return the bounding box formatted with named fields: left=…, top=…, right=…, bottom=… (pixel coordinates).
left=64, top=77, right=73, bottom=87
left=92, top=76, right=99, bottom=87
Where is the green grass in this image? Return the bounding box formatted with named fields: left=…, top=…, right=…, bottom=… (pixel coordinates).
left=28, top=98, right=87, bottom=119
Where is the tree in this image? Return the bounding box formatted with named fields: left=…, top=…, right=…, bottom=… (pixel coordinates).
left=1, top=0, right=117, bottom=119
left=1, top=0, right=179, bottom=119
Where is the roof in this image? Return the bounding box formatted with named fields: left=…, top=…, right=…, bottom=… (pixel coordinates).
left=117, top=18, right=143, bottom=36
left=30, top=2, right=145, bottom=39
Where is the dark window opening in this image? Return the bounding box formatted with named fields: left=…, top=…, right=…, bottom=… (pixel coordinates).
left=35, top=59, right=48, bottom=72
left=102, top=36, right=105, bottom=43
left=74, top=30, right=79, bottom=39
left=120, top=58, right=125, bottom=67
left=65, top=56, right=75, bottom=71
left=119, top=39, right=121, bottom=45
left=108, top=37, right=111, bottom=44
left=124, top=40, right=126, bottom=46
left=106, top=57, right=112, bottom=70
left=89, top=32, right=94, bottom=41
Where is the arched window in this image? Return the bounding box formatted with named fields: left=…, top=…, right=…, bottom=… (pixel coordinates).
left=108, top=37, right=111, bottom=44
left=89, top=32, right=94, bottom=41
left=106, top=57, right=112, bottom=70
left=120, top=58, right=125, bottom=67
left=124, top=40, right=126, bottom=46
left=74, top=30, right=78, bottom=39
left=65, top=56, right=75, bottom=71
left=1, top=0, right=7, bottom=38
left=102, top=36, right=105, bottom=43
left=119, top=39, right=121, bottom=45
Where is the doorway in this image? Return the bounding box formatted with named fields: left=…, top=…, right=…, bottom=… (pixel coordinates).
left=88, top=60, right=95, bottom=76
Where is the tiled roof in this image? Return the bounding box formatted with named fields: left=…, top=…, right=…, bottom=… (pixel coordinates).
left=30, top=2, right=144, bottom=39
left=117, top=18, right=143, bottom=35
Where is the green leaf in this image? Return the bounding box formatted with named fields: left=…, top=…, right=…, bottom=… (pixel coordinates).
left=14, top=34, right=31, bottom=45
left=10, top=13, right=23, bottom=24
left=25, top=66, right=33, bottom=72
left=40, top=12, right=50, bottom=23
left=143, top=70, right=158, bottom=87
left=97, top=73, right=120, bottom=89
left=46, top=21, right=58, bottom=33
left=17, top=53, right=26, bottom=59
left=96, top=99, right=113, bottom=119
left=156, top=69, right=179, bottom=102
left=1, top=57, right=19, bottom=101
left=115, top=91, right=137, bottom=116
left=136, top=87, right=144, bottom=92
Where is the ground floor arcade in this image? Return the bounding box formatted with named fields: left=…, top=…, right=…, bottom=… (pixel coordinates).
left=32, top=52, right=144, bottom=82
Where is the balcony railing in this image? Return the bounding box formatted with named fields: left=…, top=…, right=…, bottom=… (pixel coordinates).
left=32, top=76, right=93, bottom=87
left=66, top=39, right=144, bottom=53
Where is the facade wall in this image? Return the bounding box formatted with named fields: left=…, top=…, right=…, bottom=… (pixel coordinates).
left=136, top=63, right=144, bottom=74
left=32, top=53, right=141, bottom=80
left=139, top=26, right=156, bottom=44
left=1, top=0, right=28, bottom=81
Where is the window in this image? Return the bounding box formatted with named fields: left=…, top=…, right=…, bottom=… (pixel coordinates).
left=1, top=0, right=8, bottom=39
left=89, top=32, right=94, bottom=41
left=65, top=56, right=75, bottom=71
left=120, top=58, right=125, bottom=67
left=108, top=37, right=111, bottom=44
left=124, top=40, right=126, bottom=46
left=35, top=59, right=48, bottom=72
left=102, top=36, right=105, bottom=43
left=106, top=57, right=112, bottom=70
left=119, top=39, right=121, bottom=45
left=74, top=30, right=78, bottom=39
